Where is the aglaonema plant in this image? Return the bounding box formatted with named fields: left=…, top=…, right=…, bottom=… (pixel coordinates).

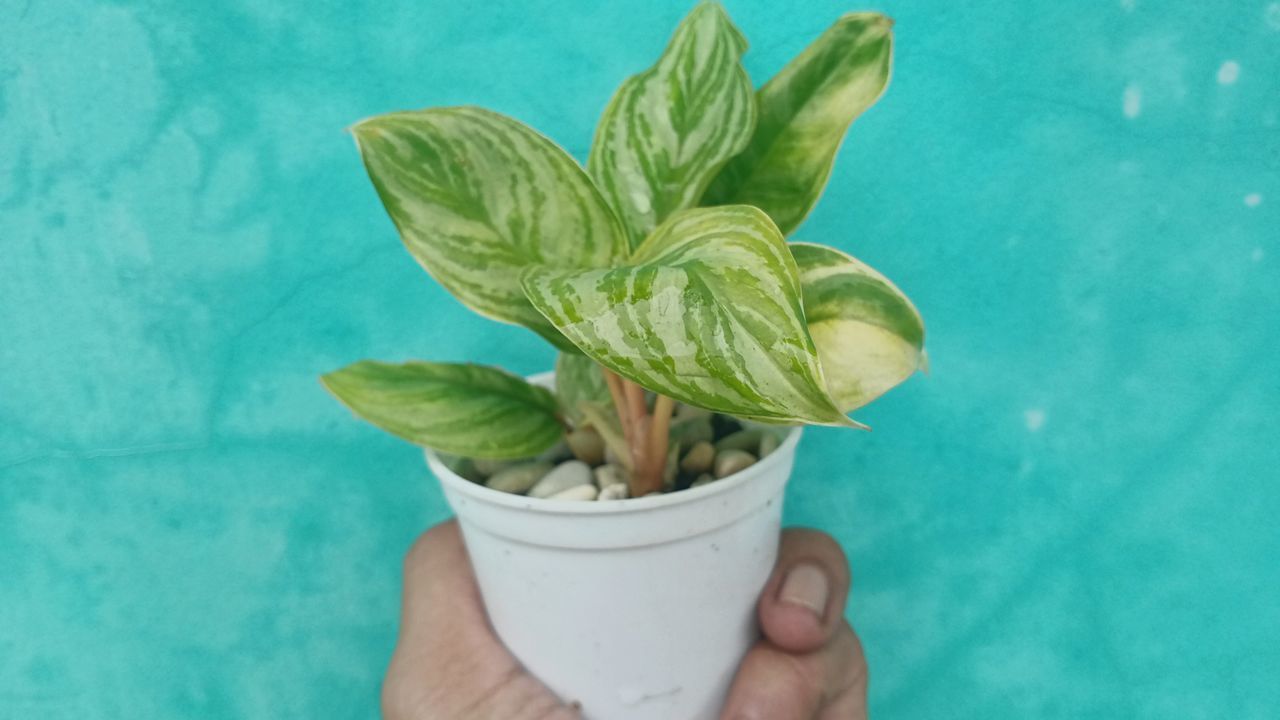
left=322, top=2, right=925, bottom=499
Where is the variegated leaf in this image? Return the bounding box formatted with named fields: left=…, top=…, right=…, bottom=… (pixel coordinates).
left=703, top=13, right=893, bottom=235
left=588, top=2, right=756, bottom=248
left=522, top=206, right=852, bottom=426
left=554, top=352, right=613, bottom=424
left=792, top=242, right=925, bottom=412
left=352, top=107, right=628, bottom=351
left=321, top=360, right=564, bottom=459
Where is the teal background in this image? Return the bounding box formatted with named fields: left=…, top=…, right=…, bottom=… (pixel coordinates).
left=2, top=0, right=1277, bottom=717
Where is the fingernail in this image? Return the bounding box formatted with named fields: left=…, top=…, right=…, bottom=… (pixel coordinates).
left=778, top=563, right=829, bottom=617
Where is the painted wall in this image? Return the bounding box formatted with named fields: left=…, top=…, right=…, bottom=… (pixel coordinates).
left=2, top=0, right=1277, bottom=717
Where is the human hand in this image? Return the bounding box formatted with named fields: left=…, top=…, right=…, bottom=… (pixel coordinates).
left=381, top=521, right=868, bottom=720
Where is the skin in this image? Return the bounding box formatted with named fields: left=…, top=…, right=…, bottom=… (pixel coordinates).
left=382, top=521, right=868, bottom=720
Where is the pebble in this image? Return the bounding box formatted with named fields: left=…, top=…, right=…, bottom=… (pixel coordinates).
left=594, top=463, right=628, bottom=489
left=714, top=449, right=757, bottom=479
left=715, top=429, right=763, bottom=453
left=680, top=441, right=715, bottom=474
left=758, top=432, right=781, bottom=458
left=535, top=440, right=571, bottom=464
left=485, top=462, right=553, bottom=494
left=663, top=445, right=679, bottom=490
left=598, top=483, right=629, bottom=501
left=670, top=416, right=714, bottom=450
left=675, top=404, right=713, bottom=421
left=473, top=457, right=515, bottom=477
left=440, top=454, right=482, bottom=482
left=566, top=427, right=605, bottom=465
left=548, top=484, right=599, bottom=501
left=690, top=473, right=715, bottom=488
left=529, top=460, right=593, bottom=499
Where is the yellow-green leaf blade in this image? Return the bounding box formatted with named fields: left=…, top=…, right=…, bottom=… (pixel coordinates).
left=588, top=2, right=756, bottom=248
left=352, top=107, right=628, bottom=350
left=703, top=13, right=893, bottom=235
left=792, top=242, right=925, bottom=412
left=522, top=206, right=851, bottom=426
left=321, top=360, right=564, bottom=459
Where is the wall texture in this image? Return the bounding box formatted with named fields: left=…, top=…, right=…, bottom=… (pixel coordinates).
left=2, top=0, right=1277, bottom=717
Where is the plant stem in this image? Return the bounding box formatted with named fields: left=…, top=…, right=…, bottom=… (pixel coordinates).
left=649, top=394, right=674, bottom=462
left=644, top=394, right=675, bottom=494
left=602, top=369, right=631, bottom=436
left=623, top=381, right=647, bottom=429
left=621, top=379, right=650, bottom=495
left=599, top=367, right=676, bottom=497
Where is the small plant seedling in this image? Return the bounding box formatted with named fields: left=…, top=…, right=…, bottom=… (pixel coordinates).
left=322, top=2, right=925, bottom=499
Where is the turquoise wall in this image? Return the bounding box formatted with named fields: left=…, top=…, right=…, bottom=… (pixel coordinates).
left=3, top=0, right=1277, bottom=717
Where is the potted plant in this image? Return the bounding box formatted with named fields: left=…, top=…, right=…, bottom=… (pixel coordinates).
left=322, top=3, right=924, bottom=718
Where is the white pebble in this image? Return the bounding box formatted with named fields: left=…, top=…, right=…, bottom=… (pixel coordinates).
left=714, top=449, right=757, bottom=479
left=485, top=462, right=553, bottom=494
left=548, top=484, right=599, bottom=501
left=529, top=460, right=593, bottom=498
left=594, top=463, right=628, bottom=489
left=598, top=483, right=629, bottom=501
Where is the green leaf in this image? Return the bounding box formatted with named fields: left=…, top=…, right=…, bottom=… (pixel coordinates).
left=792, top=242, right=925, bottom=413
left=522, top=206, right=853, bottom=426
left=352, top=107, right=628, bottom=351
left=702, top=13, right=893, bottom=235
left=321, top=360, right=564, bottom=459
left=588, top=2, right=756, bottom=248
left=554, top=352, right=613, bottom=424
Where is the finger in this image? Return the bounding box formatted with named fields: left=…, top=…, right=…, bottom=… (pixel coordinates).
left=719, top=621, right=867, bottom=720
left=757, top=528, right=852, bottom=654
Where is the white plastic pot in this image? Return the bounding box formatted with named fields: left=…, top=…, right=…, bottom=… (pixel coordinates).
left=424, top=373, right=802, bottom=720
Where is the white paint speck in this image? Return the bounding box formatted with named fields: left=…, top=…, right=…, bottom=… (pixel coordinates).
left=1252, top=248, right=1265, bottom=263
left=1217, top=61, right=1240, bottom=85
left=1024, top=409, right=1046, bottom=433
left=1122, top=85, right=1142, bottom=118
left=1267, top=3, right=1280, bottom=30
left=1245, top=193, right=1263, bottom=207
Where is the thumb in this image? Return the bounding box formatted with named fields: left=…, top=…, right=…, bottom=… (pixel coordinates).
left=757, top=528, right=853, bottom=653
